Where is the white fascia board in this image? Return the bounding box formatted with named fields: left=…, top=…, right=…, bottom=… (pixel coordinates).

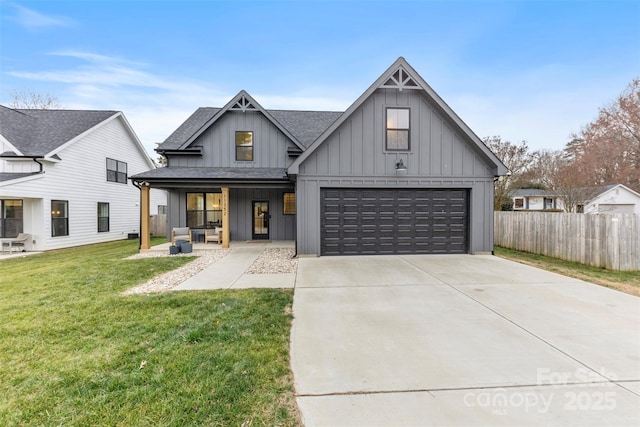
left=0, top=134, right=24, bottom=155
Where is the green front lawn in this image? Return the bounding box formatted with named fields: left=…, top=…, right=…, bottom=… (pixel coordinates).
left=494, top=246, right=640, bottom=296
left=0, top=239, right=300, bottom=426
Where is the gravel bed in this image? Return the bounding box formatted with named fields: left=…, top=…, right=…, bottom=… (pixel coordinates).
left=122, top=250, right=228, bottom=295
left=246, top=248, right=297, bottom=274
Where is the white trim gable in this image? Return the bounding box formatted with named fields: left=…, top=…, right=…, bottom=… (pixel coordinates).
left=585, top=184, right=640, bottom=214
left=288, top=57, right=509, bottom=176
left=0, top=134, right=24, bottom=156
left=46, top=112, right=156, bottom=170
left=179, top=90, right=307, bottom=152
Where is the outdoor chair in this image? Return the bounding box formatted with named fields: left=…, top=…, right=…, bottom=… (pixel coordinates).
left=205, top=227, right=223, bottom=245
left=1, top=233, right=31, bottom=254
left=171, top=227, right=192, bottom=245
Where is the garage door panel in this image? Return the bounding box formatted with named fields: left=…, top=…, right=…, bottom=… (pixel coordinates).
left=320, top=188, right=468, bottom=255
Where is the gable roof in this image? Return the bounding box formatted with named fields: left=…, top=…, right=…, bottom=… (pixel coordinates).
left=587, top=184, right=640, bottom=203
left=0, top=106, right=118, bottom=156
left=156, top=94, right=342, bottom=151
left=510, top=188, right=561, bottom=197
left=288, top=57, right=509, bottom=176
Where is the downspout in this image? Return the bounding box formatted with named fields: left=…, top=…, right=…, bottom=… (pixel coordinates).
left=32, top=157, right=44, bottom=173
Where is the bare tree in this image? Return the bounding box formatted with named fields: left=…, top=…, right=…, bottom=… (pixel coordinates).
left=483, top=136, right=532, bottom=210
left=572, top=78, right=640, bottom=192
left=524, top=149, right=565, bottom=189
left=9, top=90, right=62, bottom=109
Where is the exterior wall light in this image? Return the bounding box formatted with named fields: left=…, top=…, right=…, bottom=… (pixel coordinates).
left=395, top=158, right=407, bottom=172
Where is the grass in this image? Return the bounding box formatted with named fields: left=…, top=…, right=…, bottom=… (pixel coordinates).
left=494, top=246, right=640, bottom=296
left=0, top=238, right=300, bottom=426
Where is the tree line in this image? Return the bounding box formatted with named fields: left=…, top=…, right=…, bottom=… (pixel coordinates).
left=486, top=78, right=640, bottom=211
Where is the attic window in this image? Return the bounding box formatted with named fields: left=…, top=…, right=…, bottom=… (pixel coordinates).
left=386, top=108, right=410, bottom=151
left=236, top=131, right=254, bottom=161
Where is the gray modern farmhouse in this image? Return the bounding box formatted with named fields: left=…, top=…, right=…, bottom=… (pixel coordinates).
left=132, top=57, right=508, bottom=256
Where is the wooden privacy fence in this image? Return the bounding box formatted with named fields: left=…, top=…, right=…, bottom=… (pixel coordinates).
left=150, top=214, right=167, bottom=237
left=494, top=212, right=639, bottom=271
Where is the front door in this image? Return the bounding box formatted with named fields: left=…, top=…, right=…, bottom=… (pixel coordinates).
left=252, top=201, right=269, bottom=240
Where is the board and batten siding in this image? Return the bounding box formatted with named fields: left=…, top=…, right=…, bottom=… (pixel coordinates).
left=165, top=188, right=295, bottom=241
left=1, top=116, right=154, bottom=251
left=169, top=111, right=299, bottom=169
left=296, top=88, right=497, bottom=255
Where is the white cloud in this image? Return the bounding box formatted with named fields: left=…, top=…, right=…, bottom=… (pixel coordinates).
left=9, top=4, right=74, bottom=31
left=7, top=50, right=353, bottom=155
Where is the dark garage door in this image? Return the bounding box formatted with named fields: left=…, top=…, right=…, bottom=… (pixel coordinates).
left=321, top=188, right=468, bottom=256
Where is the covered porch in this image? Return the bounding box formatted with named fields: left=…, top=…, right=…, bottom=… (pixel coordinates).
left=131, top=167, right=296, bottom=252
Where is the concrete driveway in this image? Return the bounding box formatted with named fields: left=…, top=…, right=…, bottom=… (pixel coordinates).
left=290, top=254, right=640, bottom=426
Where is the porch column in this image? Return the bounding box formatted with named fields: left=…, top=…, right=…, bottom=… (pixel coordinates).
left=140, top=184, right=151, bottom=250
left=222, top=187, right=230, bottom=249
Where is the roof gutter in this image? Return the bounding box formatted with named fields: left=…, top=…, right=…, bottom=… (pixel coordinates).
left=0, top=154, right=46, bottom=173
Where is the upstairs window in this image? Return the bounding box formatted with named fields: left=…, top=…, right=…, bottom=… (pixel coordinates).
left=236, top=131, right=253, bottom=161
left=107, top=158, right=128, bottom=184
left=386, top=108, right=410, bottom=151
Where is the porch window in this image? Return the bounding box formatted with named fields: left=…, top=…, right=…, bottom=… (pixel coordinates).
left=1, top=199, right=23, bottom=238
left=283, top=193, right=296, bottom=215
left=386, top=108, right=410, bottom=151
left=107, top=158, right=128, bottom=184
left=51, top=200, right=69, bottom=237
left=187, top=193, right=222, bottom=228
left=236, top=131, right=253, bottom=161
left=98, top=202, right=109, bottom=232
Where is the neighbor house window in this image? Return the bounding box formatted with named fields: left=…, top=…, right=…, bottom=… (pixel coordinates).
left=283, top=193, right=296, bottom=215
left=106, top=158, right=128, bottom=184
left=514, top=198, right=524, bottom=209
left=98, top=202, right=109, bottom=232
left=386, top=108, right=410, bottom=151
left=1, top=199, right=23, bottom=238
left=187, top=193, right=222, bottom=228
left=544, top=197, right=555, bottom=210
left=236, top=131, right=253, bottom=161
left=51, top=200, right=69, bottom=237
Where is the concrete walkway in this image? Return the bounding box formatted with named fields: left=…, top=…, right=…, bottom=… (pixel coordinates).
left=291, top=254, right=640, bottom=426
left=173, top=241, right=296, bottom=290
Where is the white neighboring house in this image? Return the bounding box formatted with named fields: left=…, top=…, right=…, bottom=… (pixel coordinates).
left=511, top=188, right=566, bottom=211
left=582, top=184, right=640, bottom=215
left=0, top=106, right=166, bottom=251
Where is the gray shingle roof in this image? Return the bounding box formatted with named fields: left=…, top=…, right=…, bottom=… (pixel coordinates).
left=510, top=189, right=559, bottom=197
left=268, top=110, right=342, bottom=148
left=0, top=106, right=118, bottom=156
left=0, top=172, right=41, bottom=182
left=157, top=107, right=342, bottom=151
left=131, top=166, right=289, bottom=181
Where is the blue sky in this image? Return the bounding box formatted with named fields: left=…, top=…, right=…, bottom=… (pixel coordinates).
left=1, top=0, right=639, bottom=156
